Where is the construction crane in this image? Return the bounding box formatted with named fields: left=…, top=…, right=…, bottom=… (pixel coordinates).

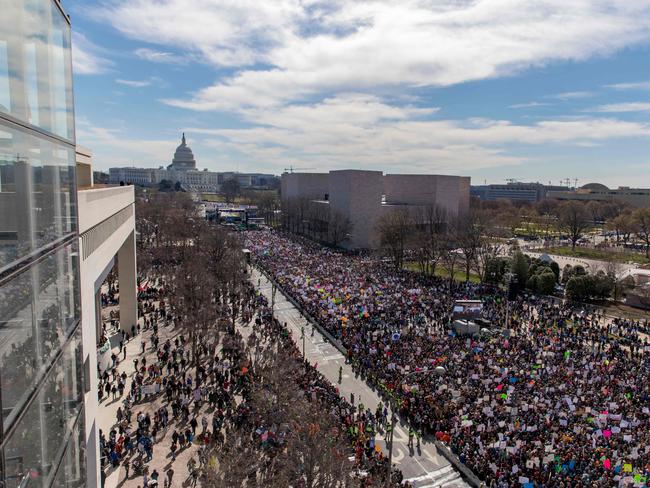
left=283, top=166, right=315, bottom=173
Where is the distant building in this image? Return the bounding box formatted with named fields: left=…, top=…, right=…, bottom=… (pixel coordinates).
left=548, top=183, right=650, bottom=208
left=471, top=182, right=569, bottom=203
left=167, top=133, right=196, bottom=171
left=282, top=170, right=470, bottom=249
left=108, top=134, right=277, bottom=191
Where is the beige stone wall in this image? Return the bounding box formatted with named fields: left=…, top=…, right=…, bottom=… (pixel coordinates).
left=281, top=172, right=330, bottom=201
left=329, top=170, right=383, bottom=249
left=384, top=174, right=438, bottom=205
left=384, top=174, right=471, bottom=218
left=281, top=170, right=470, bottom=249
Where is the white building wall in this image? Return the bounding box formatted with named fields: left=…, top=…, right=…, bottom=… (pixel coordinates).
left=77, top=185, right=137, bottom=488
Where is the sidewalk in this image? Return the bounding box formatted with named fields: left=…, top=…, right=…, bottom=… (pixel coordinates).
left=97, top=319, right=200, bottom=488
left=251, top=268, right=469, bottom=488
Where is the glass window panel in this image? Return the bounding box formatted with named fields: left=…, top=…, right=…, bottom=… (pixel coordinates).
left=0, top=243, right=81, bottom=426
left=0, top=0, right=74, bottom=141
left=1, top=326, right=83, bottom=488
left=50, top=414, right=86, bottom=488
left=24, top=42, right=39, bottom=128
left=0, top=41, right=10, bottom=112
left=0, top=122, right=77, bottom=270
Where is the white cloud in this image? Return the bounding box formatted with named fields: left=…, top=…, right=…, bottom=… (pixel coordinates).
left=134, top=48, right=187, bottom=64
left=588, top=102, right=650, bottom=112
left=116, top=78, right=151, bottom=88
left=72, top=32, right=112, bottom=75
left=187, top=95, right=650, bottom=173
left=604, top=81, right=650, bottom=90
left=86, top=1, right=650, bottom=175
left=93, top=0, right=650, bottom=110
left=508, top=102, right=551, bottom=109
left=75, top=117, right=178, bottom=168
left=546, top=91, right=596, bottom=100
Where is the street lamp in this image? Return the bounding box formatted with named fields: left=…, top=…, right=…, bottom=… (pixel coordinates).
left=301, top=325, right=306, bottom=361
left=385, top=367, right=435, bottom=486
left=386, top=413, right=397, bottom=486
left=271, top=282, right=277, bottom=321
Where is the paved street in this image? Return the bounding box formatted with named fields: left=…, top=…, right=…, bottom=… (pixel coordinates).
left=252, top=268, right=469, bottom=488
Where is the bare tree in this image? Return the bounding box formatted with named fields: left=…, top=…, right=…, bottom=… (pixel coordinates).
left=457, top=210, right=485, bottom=281
left=633, top=208, right=650, bottom=258
left=222, top=178, right=241, bottom=203
left=441, top=222, right=461, bottom=287
left=376, top=208, right=413, bottom=270
left=498, top=203, right=522, bottom=238
left=328, top=210, right=352, bottom=247
left=556, top=201, right=591, bottom=250
left=607, top=211, right=635, bottom=245
left=410, top=204, right=447, bottom=275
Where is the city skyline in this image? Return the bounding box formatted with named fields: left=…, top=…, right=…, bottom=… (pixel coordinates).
left=68, top=0, right=650, bottom=187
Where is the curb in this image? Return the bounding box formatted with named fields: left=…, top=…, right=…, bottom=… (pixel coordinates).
left=254, top=263, right=484, bottom=488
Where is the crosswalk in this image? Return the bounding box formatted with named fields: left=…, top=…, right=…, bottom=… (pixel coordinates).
left=405, top=465, right=468, bottom=488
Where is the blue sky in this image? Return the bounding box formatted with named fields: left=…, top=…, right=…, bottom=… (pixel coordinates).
left=67, top=0, right=650, bottom=187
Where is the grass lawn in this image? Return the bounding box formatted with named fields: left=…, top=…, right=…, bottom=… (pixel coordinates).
left=404, top=262, right=482, bottom=283
left=540, top=246, right=650, bottom=265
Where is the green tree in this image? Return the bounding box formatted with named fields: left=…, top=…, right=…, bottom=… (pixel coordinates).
left=158, top=179, right=173, bottom=192
left=565, top=275, right=588, bottom=301
left=484, top=257, right=507, bottom=283
left=536, top=270, right=557, bottom=295
left=511, top=251, right=529, bottom=287
left=549, top=261, right=560, bottom=282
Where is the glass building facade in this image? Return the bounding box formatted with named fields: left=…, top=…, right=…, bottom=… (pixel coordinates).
left=0, top=0, right=86, bottom=486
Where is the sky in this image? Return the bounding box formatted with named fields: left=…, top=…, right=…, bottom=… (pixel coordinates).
left=66, top=0, right=650, bottom=187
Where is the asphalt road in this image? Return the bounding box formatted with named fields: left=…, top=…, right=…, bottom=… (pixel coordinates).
left=252, top=268, right=470, bottom=488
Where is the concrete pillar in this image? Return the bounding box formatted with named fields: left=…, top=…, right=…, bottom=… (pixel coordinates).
left=94, top=289, right=102, bottom=338
left=79, top=242, right=100, bottom=488
left=117, top=230, right=137, bottom=334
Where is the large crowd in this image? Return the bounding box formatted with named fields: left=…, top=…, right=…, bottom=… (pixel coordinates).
left=98, top=271, right=410, bottom=487
left=246, top=230, right=650, bottom=488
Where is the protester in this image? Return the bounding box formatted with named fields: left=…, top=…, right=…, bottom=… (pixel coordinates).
left=247, top=230, right=650, bottom=487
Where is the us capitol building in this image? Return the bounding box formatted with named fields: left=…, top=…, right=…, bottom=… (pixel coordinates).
left=109, top=133, right=276, bottom=192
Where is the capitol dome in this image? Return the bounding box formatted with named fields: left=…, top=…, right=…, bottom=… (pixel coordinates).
left=581, top=182, right=609, bottom=191
left=168, top=133, right=196, bottom=171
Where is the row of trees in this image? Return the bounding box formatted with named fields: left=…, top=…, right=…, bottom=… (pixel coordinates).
left=375, top=202, right=632, bottom=302
left=136, top=191, right=388, bottom=486
left=376, top=205, right=507, bottom=283
left=481, top=197, right=650, bottom=255
left=136, top=191, right=247, bottom=367
left=281, top=197, right=352, bottom=247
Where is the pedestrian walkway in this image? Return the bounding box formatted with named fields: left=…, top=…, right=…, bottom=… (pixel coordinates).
left=406, top=465, right=464, bottom=487
left=251, top=268, right=469, bottom=487
left=96, top=314, right=203, bottom=488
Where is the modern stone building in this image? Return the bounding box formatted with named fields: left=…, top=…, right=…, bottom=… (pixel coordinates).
left=281, top=170, right=470, bottom=249
left=471, top=182, right=569, bottom=203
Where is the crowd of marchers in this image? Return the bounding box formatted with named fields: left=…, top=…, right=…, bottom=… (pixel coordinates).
left=246, top=230, right=650, bottom=488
